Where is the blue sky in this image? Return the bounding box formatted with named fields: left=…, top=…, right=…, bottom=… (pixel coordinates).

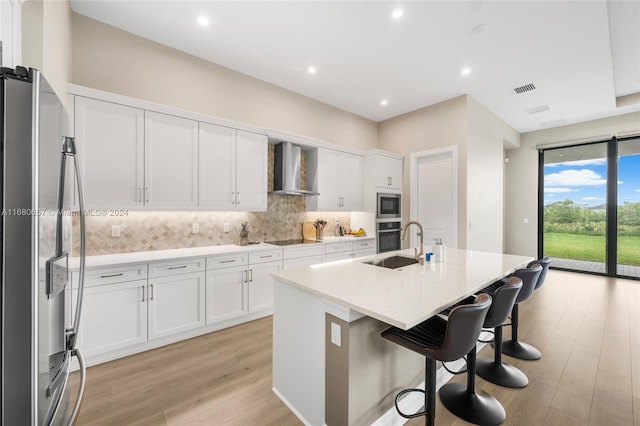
left=544, top=154, right=640, bottom=207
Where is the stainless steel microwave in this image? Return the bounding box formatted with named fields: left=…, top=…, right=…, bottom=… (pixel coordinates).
left=377, top=192, right=401, bottom=218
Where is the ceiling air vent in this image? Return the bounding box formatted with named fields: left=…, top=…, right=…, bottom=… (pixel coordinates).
left=514, top=83, right=536, bottom=94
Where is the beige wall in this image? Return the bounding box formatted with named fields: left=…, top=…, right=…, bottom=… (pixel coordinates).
left=505, top=111, right=640, bottom=256
left=377, top=96, right=469, bottom=248
left=467, top=96, right=520, bottom=253
left=22, top=0, right=72, bottom=109
left=71, top=14, right=377, bottom=152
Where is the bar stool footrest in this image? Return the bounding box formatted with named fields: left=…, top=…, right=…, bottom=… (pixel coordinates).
left=394, top=388, right=428, bottom=419
left=439, top=382, right=506, bottom=425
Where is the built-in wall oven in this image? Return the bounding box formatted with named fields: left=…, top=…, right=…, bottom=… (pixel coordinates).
left=376, top=221, right=402, bottom=253
left=377, top=192, right=401, bottom=219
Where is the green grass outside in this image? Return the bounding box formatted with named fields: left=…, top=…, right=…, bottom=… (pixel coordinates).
left=544, top=233, right=640, bottom=266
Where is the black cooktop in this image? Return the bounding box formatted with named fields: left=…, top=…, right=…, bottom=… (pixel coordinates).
left=266, top=239, right=321, bottom=246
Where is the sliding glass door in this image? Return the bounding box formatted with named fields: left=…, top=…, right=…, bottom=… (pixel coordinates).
left=540, top=136, right=640, bottom=279
left=617, top=137, right=640, bottom=278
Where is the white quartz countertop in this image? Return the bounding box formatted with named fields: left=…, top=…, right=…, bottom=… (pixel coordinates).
left=271, top=247, right=534, bottom=330
left=68, top=243, right=280, bottom=269
left=67, top=236, right=374, bottom=269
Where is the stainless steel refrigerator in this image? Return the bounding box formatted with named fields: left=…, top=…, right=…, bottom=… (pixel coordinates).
left=1, top=67, right=87, bottom=425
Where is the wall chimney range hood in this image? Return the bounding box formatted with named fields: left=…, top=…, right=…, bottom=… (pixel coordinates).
left=271, top=142, right=319, bottom=196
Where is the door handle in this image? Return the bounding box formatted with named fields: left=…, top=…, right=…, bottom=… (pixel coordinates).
left=150, top=284, right=154, bottom=300
left=243, top=270, right=247, bottom=283
left=141, top=285, right=145, bottom=302
left=145, top=187, right=150, bottom=203
left=168, top=265, right=187, bottom=270
left=99, top=273, right=123, bottom=279
left=249, top=269, right=253, bottom=283
left=137, top=187, right=141, bottom=202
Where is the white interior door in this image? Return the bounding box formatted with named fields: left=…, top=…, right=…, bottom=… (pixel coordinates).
left=410, top=147, right=457, bottom=249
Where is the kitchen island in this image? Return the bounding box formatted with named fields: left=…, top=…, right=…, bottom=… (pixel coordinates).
left=271, top=247, right=533, bottom=426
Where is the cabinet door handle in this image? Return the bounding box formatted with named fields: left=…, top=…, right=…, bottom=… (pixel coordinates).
left=260, top=255, right=273, bottom=259
left=221, top=259, right=236, bottom=264
left=150, top=284, right=154, bottom=300
left=243, top=270, right=247, bottom=283
left=137, top=187, right=142, bottom=202
left=249, top=269, right=253, bottom=283
left=141, top=286, right=145, bottom=302
left=231, top=191, right=235, bottom=205
left=168, top=265, right=187, bottom=270
left=236, top=192, right=240, bottom=205
left=99, top=273, right=123, bottom=279
left=145, top=187, right=150, bottom=203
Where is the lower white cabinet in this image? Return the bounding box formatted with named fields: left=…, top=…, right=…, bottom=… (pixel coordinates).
left=206, top=265, right=248, bottom=324
left=147, top=272, right=206, bottom=340
left=248, top=261, right=281, bottom=313
left=76, top=279, right=148, bottom=358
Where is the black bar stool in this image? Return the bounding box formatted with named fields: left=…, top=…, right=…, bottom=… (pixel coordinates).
left=381, top=294, right=492, bottom=426
left=499, top=264, right=542, bottom=360
left=529, top=257, right=552, bottom=291
left=476, top=276, right=528, bottom=388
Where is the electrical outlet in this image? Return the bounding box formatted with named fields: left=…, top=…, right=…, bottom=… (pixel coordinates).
left=331, top=322, right=341, bottom=347
left=192, top=223, right=199, bottom=234
left=111, top=225, right=121, bottom=238
left=223, top=223, right=230, bottom=233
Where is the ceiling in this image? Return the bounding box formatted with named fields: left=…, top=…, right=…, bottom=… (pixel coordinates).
left=70, top=1, right=640, bottom=133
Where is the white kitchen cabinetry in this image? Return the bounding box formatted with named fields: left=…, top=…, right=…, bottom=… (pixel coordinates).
left=373, top=154, right=403, bottom=191
left=147, top=258, right=206, bottom=340
left=144, top=112, right=199, bottom=209
left=307, top=148, right=364, bottom=211
left=247, top=260, right=281, bottom=313
left=74, top=96, right=145, bottom=209
left=199, top=123, right=268, bottom=211
left=206, top=254, right=249, bottom=324
left=325, top=238, right=376, bottom=262
left=352, top=239, right=377, bottom=258
left=74, top=279, right=148, bottom=359
left=282, top=244, right=325, bottom=269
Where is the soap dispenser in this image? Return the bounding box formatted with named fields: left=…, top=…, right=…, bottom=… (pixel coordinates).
left=335, top=219, right=340, bottom=237
left=434, top=238, right=446, bottom=262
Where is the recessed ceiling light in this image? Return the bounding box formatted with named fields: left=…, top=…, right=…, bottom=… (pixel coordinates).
left=197, top=16, right=209, bottom=27
left=461, top=67, right=471, bottom=76
left=380, top=99, right=388, bottom=106
left=308, top=66, right=316, bottom=74
left=392, top=8, right=403, bottom=19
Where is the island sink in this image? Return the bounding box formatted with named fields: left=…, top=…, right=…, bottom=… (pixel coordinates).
left=363, top=255, right=419, bottom=269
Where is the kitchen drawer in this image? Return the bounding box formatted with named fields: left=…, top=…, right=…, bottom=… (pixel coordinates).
left=325, top=241, right=353, bottom=254
left=353, top=239, right=375, bottom=251
left=249, top=249, right=282, bottom=264
left=148, top=258, right=205, bottom=278
left=206, top=253, right=248, bottom=270
left=72, top=263, right=148, bottom=289
left=283, top=244, right=325, bottom=260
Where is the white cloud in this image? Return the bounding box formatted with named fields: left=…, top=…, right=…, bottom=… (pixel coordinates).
left=546, top=159, right=607, bottom=167
left=582, top=197, right=600, bottom=201
left=544, top=187, right=578, bottom=193
left=636, top=189, right=640, bottom=193
left=544, top=169, right=606, bottom=187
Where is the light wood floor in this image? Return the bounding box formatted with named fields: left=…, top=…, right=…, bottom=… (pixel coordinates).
left=73, top=270, right=640, bottom=425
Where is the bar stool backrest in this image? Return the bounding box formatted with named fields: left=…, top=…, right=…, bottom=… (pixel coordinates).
left=483, top=276, right=522, bottom=329
left=528, top=257, right=552, bottom=290
left=434, top=293, right=492, bottom=362
left=513, top=264, right=542, bottom=304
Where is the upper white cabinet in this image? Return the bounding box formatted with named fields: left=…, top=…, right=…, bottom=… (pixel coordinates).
left=74, top=96, right=145, bottom=209
left=144, top=112, right=199, bottom=209
left=199, top=123, right=267, bottom=211
left=307, top=148, right=363, bottom=211
left=73, top=91, right=268, bottom=211
left=373, top=154, right=403, bottom=191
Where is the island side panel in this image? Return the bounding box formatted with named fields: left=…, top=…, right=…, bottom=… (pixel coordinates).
left=325, top=314, right=350, bottom=426
left=324, top=314, right=427, bottom=426
left=273, top=279, right=327, bottom=425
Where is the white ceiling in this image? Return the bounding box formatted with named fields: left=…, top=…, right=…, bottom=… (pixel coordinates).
left=70, top=0, right=640, bottom=133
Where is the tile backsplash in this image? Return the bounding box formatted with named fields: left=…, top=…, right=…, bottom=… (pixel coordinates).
left=72, top=195, right=351, bottom=256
